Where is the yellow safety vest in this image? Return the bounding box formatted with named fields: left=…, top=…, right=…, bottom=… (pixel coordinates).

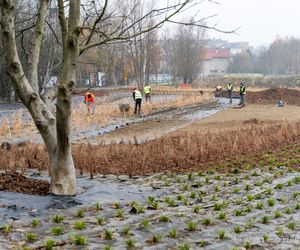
left=134, top=90, right=142, bottom=100
left=227, top=84, right=233, bottom=91
left=144, top=86, right=151, bottom=94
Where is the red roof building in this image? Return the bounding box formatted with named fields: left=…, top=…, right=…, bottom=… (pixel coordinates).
left=200, top=48, right=231, bottom=75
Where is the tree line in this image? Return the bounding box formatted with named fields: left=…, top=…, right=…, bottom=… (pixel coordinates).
left=228, top=37, right=300, bottom=75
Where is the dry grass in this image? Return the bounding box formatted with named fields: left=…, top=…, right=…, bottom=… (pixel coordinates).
left=0, top=94, right=212, bottom=138
left=0, top=110, right=35, bottom=139
left=1, top=121, right=300, bottom=176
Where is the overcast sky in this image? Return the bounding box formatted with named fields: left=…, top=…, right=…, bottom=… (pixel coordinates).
left=193, top=0, right=300, bottom=47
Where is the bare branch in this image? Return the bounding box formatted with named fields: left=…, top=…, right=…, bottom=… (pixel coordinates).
left=46, top=20, right=60, bottom=44
left=80, top=0, right=191, bottom=54
left=84, top=0, right=108, bottom=46
left=166, top=19, right=240, bottom=34
left=58, top=0, right=68, bottom=47
left=28, top=0, right=50, bottom=93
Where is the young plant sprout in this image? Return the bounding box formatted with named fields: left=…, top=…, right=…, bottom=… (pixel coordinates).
left=168, top=228, right=177, bottom=238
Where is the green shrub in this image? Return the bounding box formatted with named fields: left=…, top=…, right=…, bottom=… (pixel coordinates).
left=31, top=219, right=41, bottom=228
left=74, top=221, right=86, bottom=230
left=186, top=221, right=197, bottom=231
left=1, top=225, right=12, bottom=234
left=52, top=214, right=64, bottom=223
left=25, top=232, right=37, bottom=243
left=51, top=227, right=63, bottom=236
left=159, top=215, right=170, bottom=222
left=44, top=239, right=55, bottom=250
left=76, top=208, right=85, bottom=218
left=73, top=235, right=87, bottom=245
left=168, top=228, right=177, bottom=238
left=104, top=229, right=113, bottom=240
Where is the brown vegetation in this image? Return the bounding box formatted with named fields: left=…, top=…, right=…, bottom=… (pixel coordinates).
left=0, top=172, right=49, bottom=195
left=1, top=121, right=300, bottom=177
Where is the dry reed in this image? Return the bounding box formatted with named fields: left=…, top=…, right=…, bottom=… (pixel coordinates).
left=1, top=121, right=300, bottom=176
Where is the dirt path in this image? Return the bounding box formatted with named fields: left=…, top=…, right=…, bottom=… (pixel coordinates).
left=176, top=104, right=300, bottom=134
left=78, top=99, right=231, bottom=144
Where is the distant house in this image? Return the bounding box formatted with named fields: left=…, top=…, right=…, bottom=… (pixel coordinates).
left=226, top=42, right=251, bottom=55
left=200, top=48, right=230, bottom=75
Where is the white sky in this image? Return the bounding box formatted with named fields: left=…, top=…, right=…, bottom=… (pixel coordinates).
left=184, top=0, right=300, bottom=47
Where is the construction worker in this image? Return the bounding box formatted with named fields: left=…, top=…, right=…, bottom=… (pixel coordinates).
left=226, top=83, right=233, bottom=104
left=84, top=92, right=95, bottom=114
left=144, top=84, right=151, bottom=103
left=133, top=88, right=142, bottom=116
left=239, top=82, right=246, bottom=106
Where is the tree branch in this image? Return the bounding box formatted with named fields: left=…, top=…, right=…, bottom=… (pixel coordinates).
left=28, top=0, right=50, bottom=93
left=79, top=0, right=191, bottom=54
left=84, top=0, right=108, bottom=46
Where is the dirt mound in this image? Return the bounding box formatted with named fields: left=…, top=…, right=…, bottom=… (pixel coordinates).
left=217, top=88, right=300, bottom=105
left=247, top=88, right=300, bottom=105
left=0, top=172, right=49, bottom=195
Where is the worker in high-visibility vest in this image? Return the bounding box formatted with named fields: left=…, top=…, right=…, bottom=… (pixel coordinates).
left=239, top=82, right=246, bottom=106
left=132, top=88, right=142, bottom=116
left=84, top=92, right=95, bottom=114
left=226, top=83, right=233, bottom=104
left=144, top=84, right=151, bottom=103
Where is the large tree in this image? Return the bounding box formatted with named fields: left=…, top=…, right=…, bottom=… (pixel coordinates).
left=0, top=0, right=226, bottom=195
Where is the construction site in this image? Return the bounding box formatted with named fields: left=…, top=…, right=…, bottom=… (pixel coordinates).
left=1, top=85, right=300, bottom=249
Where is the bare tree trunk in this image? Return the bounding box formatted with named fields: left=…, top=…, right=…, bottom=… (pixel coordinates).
left=49, top=0, right=80, bottom=195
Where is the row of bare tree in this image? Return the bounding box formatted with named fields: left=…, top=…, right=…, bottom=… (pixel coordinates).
left=0, top=1, right=207, bottom=101
left=229, top=37, right=300, bottom=75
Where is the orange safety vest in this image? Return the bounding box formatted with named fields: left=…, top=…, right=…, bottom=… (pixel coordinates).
left=84, top=92, right=95, bottom=103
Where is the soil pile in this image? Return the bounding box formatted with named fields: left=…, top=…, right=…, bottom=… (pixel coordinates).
left=247, top=88, right=300, bottom=105
left=0, top=172, right=49, bottom=195
left=217, top=88, right=300, bottom=105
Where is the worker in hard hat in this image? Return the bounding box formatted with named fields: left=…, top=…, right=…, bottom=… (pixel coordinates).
left=84, top=92, right=95, bottom=114
left=144, top=84, right=151, bottom=103
left=132, top=88, right=142, bottom=116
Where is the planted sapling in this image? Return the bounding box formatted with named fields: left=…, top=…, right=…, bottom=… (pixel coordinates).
left=218, top=211, right=227, bottom=220
left=125, top=238, right=135, bottom=248
left=201, top=218, right=212, bottom=226
left=186, top=221, right=197, bottom=231
left=44, top=239, right=55, bottom=250
left=31, top=218, right=41, bottom=228
left=74, top=221, right=86, bottom=230
left=51, top=227, right=63, bottom=236
left=104, top=229, right=113, bottom=240
left=73, top=235, right=87, bottom=245
left=234, top=225, right=241, bottom=234
left=192, top=205, right=201, bottom=213
left=159, top=215, right=170, bottom=222
left=97, top=217, right=104, bottom=225
left=52, top=214, right=64, bottom=223
left=168, top=228, right=177, bottom=238
left=76, top=208, right=85, bottom=218
left=25, top=232, right=37, bottom=243
left=288, top=222, right=296, bottom=230
left=274, top=210, right=282, bottom=218
left=141, top=219, right=149, bottom=229
left=218, top=229, right=226, bottom=240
